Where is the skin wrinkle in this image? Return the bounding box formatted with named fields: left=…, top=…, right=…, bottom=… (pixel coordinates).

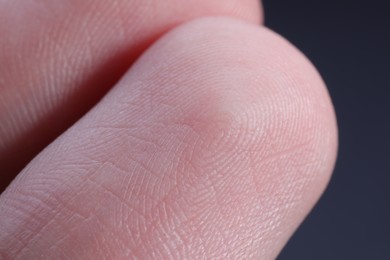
left=5, top=203, right=64, bottom=258
left=0, top=0, right=261, bottom=191
left=31, top=168, right=134, bottom=258
left=0, top=17, right=337, bottom=259
left=80, top=182, right=136, bottom=257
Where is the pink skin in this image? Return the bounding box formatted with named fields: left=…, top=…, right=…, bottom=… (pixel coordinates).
left=0, top=0, right=262, bottom=187
left=0, top=2, right=337, bottom=260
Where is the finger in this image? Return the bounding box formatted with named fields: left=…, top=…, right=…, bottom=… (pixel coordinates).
left=0, top=0, right=262, bottom=190
left=0, top=17, right=337, bottom=259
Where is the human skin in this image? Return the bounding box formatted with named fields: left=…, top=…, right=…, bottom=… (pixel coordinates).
left=0, top=1, right=337, bottom=259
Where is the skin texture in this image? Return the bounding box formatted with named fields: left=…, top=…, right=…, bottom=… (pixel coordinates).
left=0, top=0, right=262, bottom=190
left=0, top=1, right=337, bottom=260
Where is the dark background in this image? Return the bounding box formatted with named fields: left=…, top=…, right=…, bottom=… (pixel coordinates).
left=261, top=0, right=390, bottom=259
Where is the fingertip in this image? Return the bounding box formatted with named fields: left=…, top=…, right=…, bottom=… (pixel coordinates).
left=106, top=16, right=338, bottom=257
left=0, top=16, right=337, bottom=259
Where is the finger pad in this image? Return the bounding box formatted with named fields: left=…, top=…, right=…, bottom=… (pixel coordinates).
left=0, top=17, right=337, bottom=259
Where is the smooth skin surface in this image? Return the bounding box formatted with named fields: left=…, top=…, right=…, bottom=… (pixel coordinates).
left=0, top=1, right=337, bottom=259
